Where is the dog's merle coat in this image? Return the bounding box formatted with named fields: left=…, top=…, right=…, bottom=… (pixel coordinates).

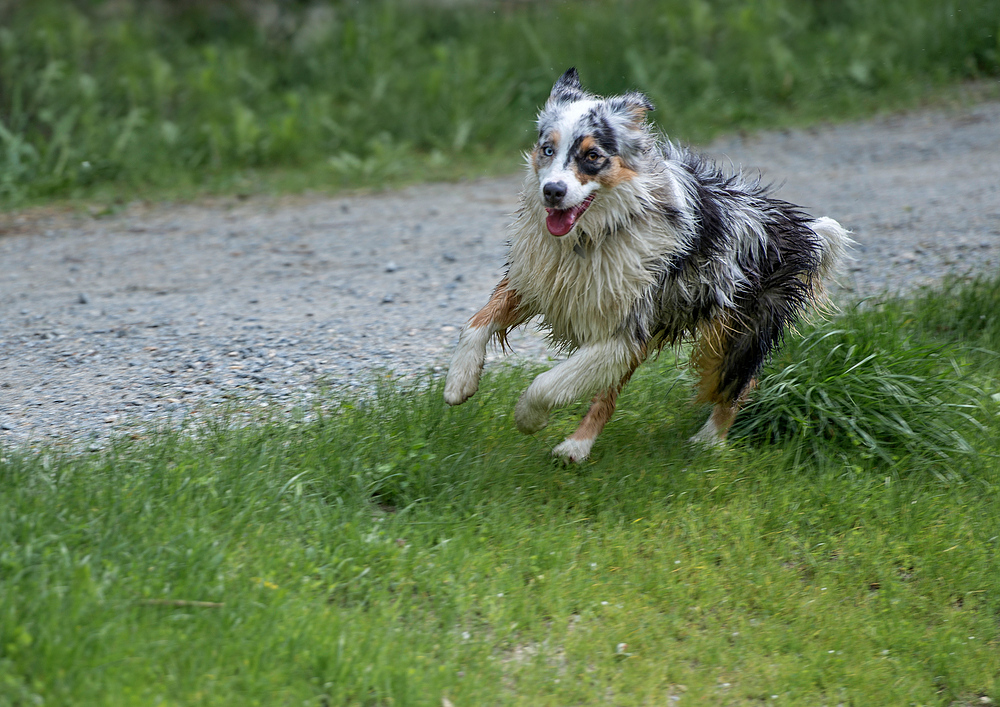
left=445, top=68, right=849, bottom=461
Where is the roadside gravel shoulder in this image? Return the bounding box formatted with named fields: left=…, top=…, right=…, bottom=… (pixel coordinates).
left=2, top=100, right=999, bottom=448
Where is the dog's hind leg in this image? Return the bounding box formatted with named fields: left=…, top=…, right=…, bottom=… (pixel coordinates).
left=689, top=315, right=758, bottom=446
left=445, top=278, right=530, bottom=405
left=691, top=266, right=811, bottom=445
left=689, top=383, right=756, bottom=446
left=552, top=367, right=636, bottom=463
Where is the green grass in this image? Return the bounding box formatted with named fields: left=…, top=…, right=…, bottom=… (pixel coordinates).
left=732, top=307, right=985, bottom=470
left=2, top=0, right=999, bottom=207
left=911, top=275, right=1000, bottom=354
left=3, top=278, right=1000, bottom=705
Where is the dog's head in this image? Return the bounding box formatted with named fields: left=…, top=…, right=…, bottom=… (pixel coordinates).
left=532, top=68, right=655, bottom=237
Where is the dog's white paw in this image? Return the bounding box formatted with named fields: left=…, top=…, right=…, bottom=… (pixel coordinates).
left=444, top=366, right=480, bottom=406
left=444, top=340, right=486, bottom=405
left=552, top=438, right=593, bottom=463
left=688, top=418, right=727, bottom=448
left=514, top=394, right=549, bottom=434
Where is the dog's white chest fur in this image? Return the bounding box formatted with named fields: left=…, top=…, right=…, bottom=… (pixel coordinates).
left=506, top=203, right=675, bottom=348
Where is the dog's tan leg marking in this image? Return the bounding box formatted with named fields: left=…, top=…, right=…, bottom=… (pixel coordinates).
left=444, top=278, right=529, bottom=406
left=689, top=315, right=755, bottom=446
left=691, top=315, right=730, bottom=406
left=573, top=386, right=621, bottom=441
left=466, top=277, right=525, bottom=348
left=551, top=357, right=640, bottom=463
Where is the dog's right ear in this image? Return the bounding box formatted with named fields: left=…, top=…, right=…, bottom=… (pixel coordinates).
left=548, top=67, right=586, bottom=104
left=608, top=91, right=655, bottom=125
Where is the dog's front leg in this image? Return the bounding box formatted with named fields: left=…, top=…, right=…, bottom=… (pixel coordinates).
left=550, top=365, right=636, bottom=463
left=514, top=338, right=640, bottom=435
left=444, top=278, right=528, bottom=406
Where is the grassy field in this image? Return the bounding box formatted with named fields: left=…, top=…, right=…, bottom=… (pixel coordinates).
left=1, top=0, right=999, bottom=206
left=2, top=275, right=999, bottom=705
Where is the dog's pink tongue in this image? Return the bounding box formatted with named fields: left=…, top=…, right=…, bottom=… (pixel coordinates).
left=545, top=208, right=577, bottom=237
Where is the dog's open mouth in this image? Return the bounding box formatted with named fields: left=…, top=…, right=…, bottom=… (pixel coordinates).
left=545, top=194, right=594, bottom=237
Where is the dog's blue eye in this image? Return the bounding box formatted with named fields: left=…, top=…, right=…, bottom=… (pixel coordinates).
left=542, top=145, right=554, bottom=157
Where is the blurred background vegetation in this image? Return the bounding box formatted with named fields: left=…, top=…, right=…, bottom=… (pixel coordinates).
left=0, top=0, right=997, bottom=205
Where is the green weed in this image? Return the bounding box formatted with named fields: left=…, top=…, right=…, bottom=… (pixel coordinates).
left=1, top=0, right=998, bottom=206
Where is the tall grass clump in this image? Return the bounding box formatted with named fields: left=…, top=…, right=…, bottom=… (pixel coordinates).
left=731, top=302, right=988, bottom=469
left=1, top=0, right=998, bottom=204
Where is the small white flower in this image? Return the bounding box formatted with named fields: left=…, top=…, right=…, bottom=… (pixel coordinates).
left=461, top=631, right=470, bottom=640
left=601, top=601, right=609, bottom=605
left=616, top=642, right=628, bottom=654
left=496, top=592, right=504, bottom=598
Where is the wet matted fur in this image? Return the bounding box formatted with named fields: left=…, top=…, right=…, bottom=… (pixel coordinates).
left=445, top=68, right=850, bottom=462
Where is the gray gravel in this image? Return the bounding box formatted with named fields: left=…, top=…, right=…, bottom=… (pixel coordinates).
left=2, top=100, right=999, bottom=448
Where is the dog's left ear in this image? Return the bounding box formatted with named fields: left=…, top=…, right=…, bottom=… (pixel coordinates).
left=548, top=67, right=586, bottom=104
left=608, top=91, right=655, bottom=125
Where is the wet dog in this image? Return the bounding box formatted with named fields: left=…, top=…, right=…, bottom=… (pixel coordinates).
left=445, top=68, right=849, bottom=461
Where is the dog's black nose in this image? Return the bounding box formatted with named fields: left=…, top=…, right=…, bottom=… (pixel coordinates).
left=542, top=181, right=567, bottom=206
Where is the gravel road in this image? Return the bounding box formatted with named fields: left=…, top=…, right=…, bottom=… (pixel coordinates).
left=2, top=100, right=999, bottom=448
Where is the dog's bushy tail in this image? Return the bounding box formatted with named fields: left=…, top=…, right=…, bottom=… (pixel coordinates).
left=810, top=216, right=852, bottom=283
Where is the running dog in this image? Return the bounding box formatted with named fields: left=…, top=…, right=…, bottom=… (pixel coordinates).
left=444, top=68, right=849, bottom=462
